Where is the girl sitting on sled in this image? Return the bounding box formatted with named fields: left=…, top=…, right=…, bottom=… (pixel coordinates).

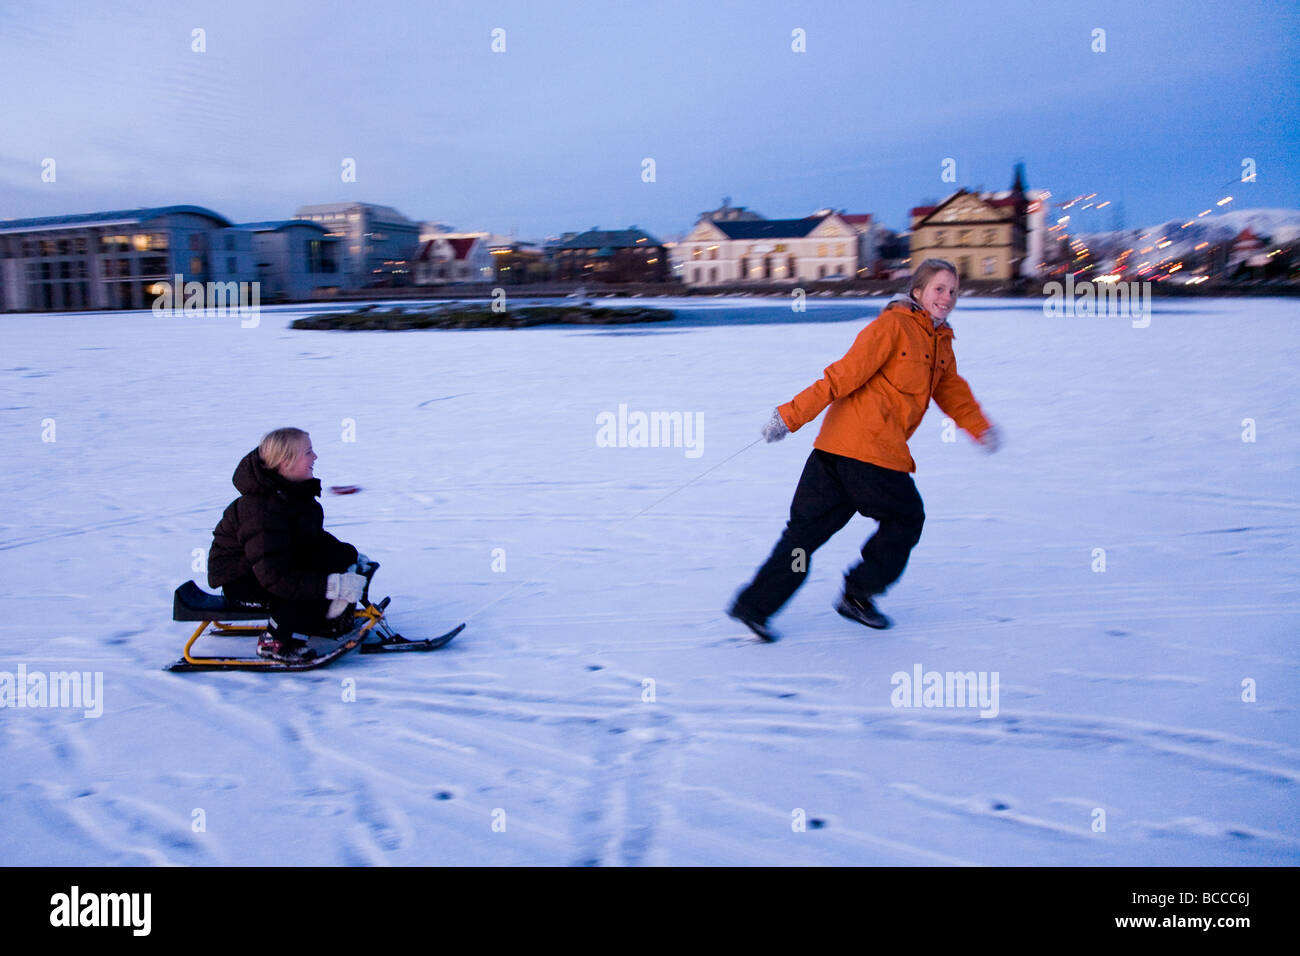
left=207, top=427, right=369, bottom=662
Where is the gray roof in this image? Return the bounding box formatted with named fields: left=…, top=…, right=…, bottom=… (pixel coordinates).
left=0, top=204, right=232, bottom=234
left=229, top=220, right=329, bottom=233
left=293, top=202, right=414, bottom=224
left=554, top=227, right=663, bottom=250
left=711, top=216, right=827, bottom=240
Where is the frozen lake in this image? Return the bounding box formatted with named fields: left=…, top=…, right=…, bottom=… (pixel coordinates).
left=1, top=294, right=1297, bottom=865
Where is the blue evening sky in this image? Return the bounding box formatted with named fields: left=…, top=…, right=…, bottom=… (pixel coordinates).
left=1, top=0, right=1296, bottom=240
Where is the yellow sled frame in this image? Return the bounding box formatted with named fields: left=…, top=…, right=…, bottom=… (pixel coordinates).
left=181, top=604, right=385, bottom=667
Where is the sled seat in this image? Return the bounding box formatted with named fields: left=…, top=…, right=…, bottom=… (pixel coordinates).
left=173, top=581, right=268, bottom=622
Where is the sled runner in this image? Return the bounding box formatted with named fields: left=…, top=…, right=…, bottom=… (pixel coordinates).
left=166, top=562, right=464, bottom=672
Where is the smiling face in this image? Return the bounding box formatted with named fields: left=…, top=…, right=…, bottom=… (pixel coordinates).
left=916, top=269, right=959, bottom=321
left=277, top=434, right=317, bottom=482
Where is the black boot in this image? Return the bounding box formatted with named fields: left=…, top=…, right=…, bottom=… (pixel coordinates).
left=727, top=601, right=779, bottom=642
left=834, top=592, right=892, bottom=630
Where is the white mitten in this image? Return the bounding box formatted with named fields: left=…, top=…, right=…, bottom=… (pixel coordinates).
left=761, top=409, right=790, bottom=443
left=325, top=572, right=366, bottom=602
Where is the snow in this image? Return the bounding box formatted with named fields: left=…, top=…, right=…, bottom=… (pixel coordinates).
left=1, top=295, right=1297, bottom=866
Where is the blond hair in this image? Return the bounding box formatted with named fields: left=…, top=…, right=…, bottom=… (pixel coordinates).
left=258, top=427, right=309, bottom=471
left=908, top=258, right=959, bottom=299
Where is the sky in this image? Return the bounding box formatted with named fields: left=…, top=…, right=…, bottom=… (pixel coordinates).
left=1, top=0, right=1297, bottom=241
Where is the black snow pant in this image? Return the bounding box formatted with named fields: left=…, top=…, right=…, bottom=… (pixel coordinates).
left=733, top=449, right=925, bottom=622
left=222, top=572, right=347, bottom=638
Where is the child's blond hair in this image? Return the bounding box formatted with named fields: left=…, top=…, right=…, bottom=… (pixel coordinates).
left=258, top=427, right=309, bottom=471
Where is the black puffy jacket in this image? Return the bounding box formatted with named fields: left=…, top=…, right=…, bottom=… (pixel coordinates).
left=208, top=449, right=358, bottom=601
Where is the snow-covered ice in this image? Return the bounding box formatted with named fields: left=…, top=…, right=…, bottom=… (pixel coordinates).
left=1, top=295, right=1297, bottom=865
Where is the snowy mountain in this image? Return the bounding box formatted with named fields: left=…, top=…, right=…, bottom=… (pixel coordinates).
left=1078, top=208, right=1300, bottom=268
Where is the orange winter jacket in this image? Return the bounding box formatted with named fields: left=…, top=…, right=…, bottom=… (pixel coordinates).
left=777, top=295, right=992, bottom=473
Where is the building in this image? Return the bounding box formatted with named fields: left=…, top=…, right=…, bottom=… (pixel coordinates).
left=908, top=165, right=1036, bottom=281
left=814, top=210, right=882, bottom=278
left=291, top=201, right=420, bottom=290
left=414, top=225, right=495, bottom=285
left=486, top=237, right=550, bottom=285
left=0, top=205, right=255, bottom=312
left=1226, top=227, right=1271, bottom=277
left=550, top=227, right=668, bottom=283
left=675, top=212, right=859, bottom=285
left=873, top=228, right=911, bottom=280
left=230, top=220, right=342, bottom=301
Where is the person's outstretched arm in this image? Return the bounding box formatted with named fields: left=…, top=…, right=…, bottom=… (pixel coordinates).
left=778, top=315, right=899, bottom=432
left=932, top=352, right=997, bottom=449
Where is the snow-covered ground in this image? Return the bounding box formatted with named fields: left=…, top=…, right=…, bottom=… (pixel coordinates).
left=1, top=295, right=1297, bottom=866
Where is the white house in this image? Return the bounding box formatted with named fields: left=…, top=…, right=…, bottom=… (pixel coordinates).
left=674, top=212, right=860, bottom=285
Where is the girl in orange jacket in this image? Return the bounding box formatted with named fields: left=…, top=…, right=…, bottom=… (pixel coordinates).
left=728, top=259, right=1000, bottom=640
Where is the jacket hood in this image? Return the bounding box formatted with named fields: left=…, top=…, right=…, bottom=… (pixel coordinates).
left=231, top=448, right=321, bottom=499
left=886, top=293, right=951, bottom=332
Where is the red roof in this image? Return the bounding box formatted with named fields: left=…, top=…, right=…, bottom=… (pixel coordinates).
left=447, top=237, right=477, bottom=261
left=840, top=213, right=873, bottom=225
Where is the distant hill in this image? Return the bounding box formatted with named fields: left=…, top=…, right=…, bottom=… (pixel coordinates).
left=1079, top=208, right=1300, bottom=266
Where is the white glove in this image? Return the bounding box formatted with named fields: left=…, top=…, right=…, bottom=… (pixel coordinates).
left=977, top=424, right=1002, bottom=454
left=761, top=409, right=790, bottom=443
left=326, top=571, right=366, bottom=602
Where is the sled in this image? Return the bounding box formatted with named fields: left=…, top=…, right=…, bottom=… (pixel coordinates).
left=166, top=562, right=463, bottom=672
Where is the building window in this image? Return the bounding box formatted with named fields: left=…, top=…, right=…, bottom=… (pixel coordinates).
left=984, top=229, right=996, bottom=245
left=935, top=231, right=946, bottom=246
left=958, top=230, right=971, bottom=246
left=982, top=257, right=996, bottom=276
left=817, top=244, right=827, bottom=257
left=834, top=244, right=844, bottom=257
